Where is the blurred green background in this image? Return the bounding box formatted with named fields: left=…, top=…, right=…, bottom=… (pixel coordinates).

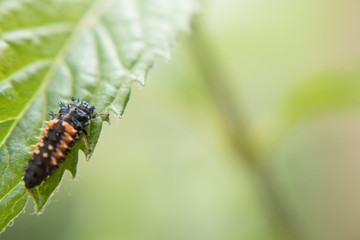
left=3, top=0, right=360, bottom=239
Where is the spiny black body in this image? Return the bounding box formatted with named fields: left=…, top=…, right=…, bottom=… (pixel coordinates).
left=23, top=98, right=98, bottom=189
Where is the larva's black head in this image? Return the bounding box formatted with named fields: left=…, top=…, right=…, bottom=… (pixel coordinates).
left=56, top=98, right=96, bottom=130
left=69, top=98, right=95, bottom=116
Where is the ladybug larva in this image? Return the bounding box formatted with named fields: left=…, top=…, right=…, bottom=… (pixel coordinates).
left=23, top=98, right=108, bottom=189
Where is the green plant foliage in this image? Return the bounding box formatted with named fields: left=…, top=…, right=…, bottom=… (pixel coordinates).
left=281, top=70, right=360, bottom=128
left=263, top=70, right=360, bottom=150
left=0, top=0, right=197, bottom=232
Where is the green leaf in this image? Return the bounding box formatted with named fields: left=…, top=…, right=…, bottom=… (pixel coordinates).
left=283, top=70, right=360, bottom=126
left=264, top=70, right=360, bottom=149
left=0, top=0, right=198, bottom=232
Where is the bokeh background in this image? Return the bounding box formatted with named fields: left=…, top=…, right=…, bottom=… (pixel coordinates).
left=3, top=0, right=360, bottom=239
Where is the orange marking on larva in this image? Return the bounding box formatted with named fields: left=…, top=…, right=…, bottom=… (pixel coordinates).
left=42, top=128, right=48, bottom=135
left=50, top=156, right=58, bottom=167
left=53, top=149, right=64, bottom=159
left=47, top=119, right=59, bottom=127
left=36, top=136, right=44, bottom=142
left=62, top=132, right=74, bottom=143
left=62, top=121, right=77, bottom=136
left=58, top=141, right=69, bottom=151
left=31, top=143, right=40, bottom=149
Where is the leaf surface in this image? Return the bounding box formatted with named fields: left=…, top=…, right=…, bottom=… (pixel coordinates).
left=0, top=0, right=197, bottom=232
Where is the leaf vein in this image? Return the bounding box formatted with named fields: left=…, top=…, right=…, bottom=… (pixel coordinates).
left=0, top=118, right=16, bottom=124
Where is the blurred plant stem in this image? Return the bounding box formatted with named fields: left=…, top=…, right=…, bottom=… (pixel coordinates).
left=188, top=16, right=302, bottom=240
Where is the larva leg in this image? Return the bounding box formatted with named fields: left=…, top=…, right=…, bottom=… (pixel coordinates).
left=81, top=132, right=91, bottom=152
left=91, top=113, right=109, bottom=119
